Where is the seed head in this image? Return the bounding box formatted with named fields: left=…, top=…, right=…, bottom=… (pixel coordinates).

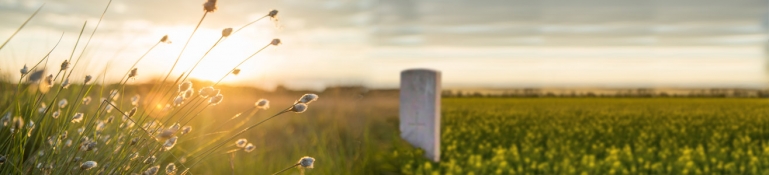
left=203, top=0, right=217, bottom=12
left=144, top=156, right=156, bottom=164
left=83, top=96, right=91, bottom=105
left=62, top=78, right=70, bottom=89
left=166, top=163, right=177, bottom=174
left=235, top=139, right=247, bottom=148
left=60, top=60, right=70, bottom=71
left=45, top=74, right=53, bottom=87
left=232, top=68, right=240, bottom=75
left=11, top=117, right=24, bottom=133
left=298, top=156, right=315, bottom=169
left=222, top=28, right=233, bottom=37
left=180, top=126, right=192, bottom=135
left=131, top=95, right=140, bottom=106
left=143, top=165, right=160, bottom=175
left=209, top=94, right=223, bottom=105
left=72, top=113, right=84, bottom=123
left=52, top=110, right=60, bottom=119
left=110, top=89, right=120, bottom=101
left=173, top=96, right=184, bottom=106
left=297, top=94, right=319, bottom=104
left=290, top=103, right=308, bottom=113
left=84, top=75, right=93, bottom=84
left=179, top=81, right=192, bottom=92
left=59, top=99, right=68, bottom=108
left=160, top=35, right=171, bottom=43
left=38, top=103, right=47, bottom=113
left=0, top=155, right=5, bottom=164
left=255, top=99, right=269, bottom=109
left=244, top=143, right=255, bottom=152
left=129, top=68, right=138, bottom=78
left=183, top=89, right=194, bottom=99
left=0, top=113, right=9, bottom=127
left=199, top=86, right=215, bottom=97
left=80, top=161, right=97, bottom=170
left=20, top=64, right=28, bottom=75
left=270, top=38, right=281, bottom=46
left=268, top=9, right=278, bottom=19
left=127, top=107, right=137, bottom=118
left=163, top=136, right=178, bottom=150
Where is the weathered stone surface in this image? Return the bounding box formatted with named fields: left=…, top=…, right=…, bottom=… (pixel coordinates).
left=400, top=69, right=441, bottom=162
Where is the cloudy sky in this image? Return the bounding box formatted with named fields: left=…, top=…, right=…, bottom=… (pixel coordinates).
left=0, top=0, right=767, bottom=90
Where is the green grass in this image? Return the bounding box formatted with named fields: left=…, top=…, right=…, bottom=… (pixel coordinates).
left=394, top=98, right=769, bottom=175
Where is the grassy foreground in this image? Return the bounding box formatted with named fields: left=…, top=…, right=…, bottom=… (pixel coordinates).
left=393, top=98, right=769, bottom=175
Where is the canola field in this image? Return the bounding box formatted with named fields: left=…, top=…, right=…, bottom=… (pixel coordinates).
left=394, top=98, right=769, bottom=175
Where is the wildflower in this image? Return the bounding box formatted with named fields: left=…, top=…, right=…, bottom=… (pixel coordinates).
left=60, top=60, right=70, bottom=71
left=255, top=99, right=269, bottom=109
left=28, top=70, right=45, bottom=82
left=203, top=0, right=217, bottom=12
left=160, top=35, right=171, bottom=43
left=144, top=165, right=160, bottom=175
left=105, top=102, right=115, bottom=113
left=65, top=139, right=72, bottom=147
left=244, top=143, right=255, bottom=152
left=131, top=95, right=140, bottom=106
left=199, top=87, right=215, bottom=97
left=80, top=140, right=97, bottom=151
left=106, top=116, right=114, bottom=123
left=166, top=163, right=177, bottom=174
left=232, top=68, right=240, bottom=75
left=80, top=161, right=97, bottom=170
left=173, top=96, right=184, bottom=106
left=297, top=94, right=318, bottom=104
left=11, top=117, right=23, bottom=133
left=60, top=131, right=68, bottom=139
left=180, top=126, right=192, bottom=135
left=27, top=121, right=35, bottom=136
left=222, top=28, right=233, bottom=37
left=96, top=121, right=106, bottom=131
left=129, top=68, right=138, bottom=79
left=52, top=110, right=60, bottom=119
left=271, top=38, right=281, bottom=46
left=209, top=94, right=223, bottom=105
left=235, top=139, right=247, bottom=147
left=83, top=96, right=91, bottom=105
left=20, top=64, right=28, bottom=75
left=289, top=103, right=307, bottom=113
left=164, top=136, right=178, bottom=150
left=62, top=78, right=70, bottom=89
left=77, top=127, right=85, bottom=134
left=127, top=107, right=137, bottom=118
left=144, top=156, right=156, bottom=164
left=298, top=156, right=315, bottom=169
left=84, top=75, right=92, bottom=84
left=183, top=89, right=194, bottom=99
left=38, top=103, right=47, bottom=113
left=59, top=99, right=68, bottom=108
left=179, top=81, right=192, bottom=92
left=72, top=113, right=84, bottom=123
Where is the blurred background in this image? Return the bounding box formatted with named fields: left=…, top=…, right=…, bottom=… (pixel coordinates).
left=1, top=0, right=767, bottom=91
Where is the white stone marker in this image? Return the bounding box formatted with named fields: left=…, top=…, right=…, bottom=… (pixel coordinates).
left=400, top=69, right=441, bottom=162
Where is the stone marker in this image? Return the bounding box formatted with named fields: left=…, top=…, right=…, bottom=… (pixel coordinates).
left=400, top=69, right=441, bottom=162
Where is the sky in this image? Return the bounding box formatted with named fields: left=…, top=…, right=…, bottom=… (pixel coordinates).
left=0, top=0, right=767, bottom=91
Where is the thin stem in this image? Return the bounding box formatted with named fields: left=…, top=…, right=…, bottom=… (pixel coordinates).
left=213, top=43, right=271, bottom=86
left=272, top=164, right=300, bottom=175
left=0, top=4, right=44, bottom=51
left=188, top=107, right=291, bottom=167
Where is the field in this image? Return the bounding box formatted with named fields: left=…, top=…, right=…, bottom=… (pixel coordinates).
left=394, top=98, right=769, bottom=175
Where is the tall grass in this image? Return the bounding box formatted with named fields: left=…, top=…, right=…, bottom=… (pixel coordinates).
left=0, top=1, right=326, bottom=174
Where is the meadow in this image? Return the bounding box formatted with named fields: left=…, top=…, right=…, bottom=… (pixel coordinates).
left=393, top=98, right=769, bottom=175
